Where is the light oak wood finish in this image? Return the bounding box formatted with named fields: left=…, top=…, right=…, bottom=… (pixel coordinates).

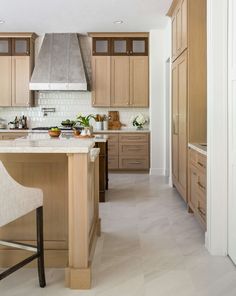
left=92, top=56, right=111, bottom=107
left=119, top=142, right=148, bottom=156
left=0, top=56, right=12, bottom=106
left=0, top=33, right=36, bottom=107
left=172, top=51, right=188, bottom=201
left=119, top=157, right=149, bottom=170
left=0, top=133, right=27, bottom=140
left=12, top=56, right=32, bottom=106
left=0, top=151, right=100, bottom=290
left=188, top=147, right=206, bottom=229
left=130, top=56, right=149, bottom=107
left=119, top=133, right=148, bottom=143
left=108, top=156, right=119, bottom=169
left=111, top=56, right=130, bottom=107
left=169, top=0, right=207, bottom=202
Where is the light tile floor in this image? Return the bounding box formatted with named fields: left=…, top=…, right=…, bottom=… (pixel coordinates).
left=1, top=173, right=236, bottom=295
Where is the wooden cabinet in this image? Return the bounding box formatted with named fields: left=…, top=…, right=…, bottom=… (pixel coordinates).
left=0, top=56, right=12, bottom=106
left=96, top=132, right=150, bottom=171
left=168, top=0, right=207, bottom=203
left=130, top=56, right=149, bottom=107
left=91, top=33, right=149, bottom=107
left=188, top=147, right=207, bottom=229
left=172, top=51, right=188, bottom=201
left=92, top=37, right=111, bottom=55
left=111, top=56, right=130, bottom=106
left=95, top=141, right=108, bottom=202
left=92, top=55, right=149, bottom=107
left=170, top=0, right=187, bottom=61
left=92, top=56, right=111, bottom=106
left=12, top=56, right=31, bottom=106
left=0, top=33, right=37, bottom=107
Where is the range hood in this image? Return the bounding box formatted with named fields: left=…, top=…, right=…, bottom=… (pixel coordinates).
left=30, top=33, right=89, bottom=91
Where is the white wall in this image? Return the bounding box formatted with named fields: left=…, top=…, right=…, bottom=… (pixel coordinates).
left=206, top=0, right=228, bottom=256
left=228, top=0, right=236, bottom=263
left=149, top=23, right=171, bottom=176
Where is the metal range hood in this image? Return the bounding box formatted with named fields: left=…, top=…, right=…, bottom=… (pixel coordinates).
left=30, top=33, right=88, bottom=91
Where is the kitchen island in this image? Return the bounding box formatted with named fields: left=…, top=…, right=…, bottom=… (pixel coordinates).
left=0, top=134, right=100, bottom=289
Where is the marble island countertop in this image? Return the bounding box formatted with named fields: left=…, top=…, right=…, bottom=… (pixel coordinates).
left=0, top=133, right=99, bottom=153
left=0, top=128, right=150, bottom=134
left=188, top=143, right=207, bottom=156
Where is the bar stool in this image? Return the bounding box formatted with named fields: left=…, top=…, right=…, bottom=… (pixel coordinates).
left=0, top=161, right=46, bottom=287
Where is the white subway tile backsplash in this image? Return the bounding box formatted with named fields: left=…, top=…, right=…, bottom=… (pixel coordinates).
left=0, top=91, right=149, bottom=129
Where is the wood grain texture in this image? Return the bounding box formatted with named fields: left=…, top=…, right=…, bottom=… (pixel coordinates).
left=92, top=56, right=111, bottom=106
left=0, top=56, right=12, bottom=106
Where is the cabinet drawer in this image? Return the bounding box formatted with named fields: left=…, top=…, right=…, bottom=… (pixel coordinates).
left=108, top=156, right=119, bottom=169
left=119, top=133, right=149, bottom=143
left=119, top=157, right=149, bottom=170
left=196, top=193, right=206, bottom=224
left=189, top=148, right=206, bottom=170
left=119, top=142, right=148, bottom=156
left=107, top=134, right=119, bottom=143
left=197, top=170, right=206, bottom=194
left=108, top=142, right=119, bottom=156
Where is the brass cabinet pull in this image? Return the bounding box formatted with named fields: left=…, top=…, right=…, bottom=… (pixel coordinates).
left=197, top=161, right=205, bottom=168
left=128, top=161, right=141, bottom=164
left=198, top=181, right=206, bottom=190
left=198, top=206, right=206, bottom=217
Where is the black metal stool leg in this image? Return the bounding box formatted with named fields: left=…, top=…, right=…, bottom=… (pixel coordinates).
left=36, top=207, right=46, bottom=288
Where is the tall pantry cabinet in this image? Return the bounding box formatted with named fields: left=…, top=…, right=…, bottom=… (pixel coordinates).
left=168, top=0, right=207, bottom=202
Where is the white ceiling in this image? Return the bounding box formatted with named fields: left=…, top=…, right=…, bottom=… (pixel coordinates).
left=0, top=0, right=172, bottom=34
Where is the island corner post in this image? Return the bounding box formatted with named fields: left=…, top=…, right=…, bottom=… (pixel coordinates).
left=0, top=150, right=100, bottom=290
left=66, top=152, right=100, bottom=289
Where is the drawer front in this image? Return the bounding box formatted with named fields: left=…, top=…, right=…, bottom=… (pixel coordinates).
left=196, top=193, right=206, bottom=224
left=196, top=154, right=206, bottom=170
left=108, top=142, right=119, bottom=156
left=119, top=157, right=149, bottom=170
left=119, top=133, right=149, bottom=143
left=119, top=142, right=149, bottom=156
left=0, top=133, right=27, bottom=140
left=107, top=134, right=119, bottom=143
left=197, top=170, right=206, bottom=194
left=108, top=156, right=119, bottom=169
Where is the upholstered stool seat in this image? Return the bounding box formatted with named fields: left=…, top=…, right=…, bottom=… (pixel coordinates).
left=0, top=161, right=46, bottom=287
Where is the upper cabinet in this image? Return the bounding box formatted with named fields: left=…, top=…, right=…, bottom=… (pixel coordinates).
left=90, top=33, right=149, bottom=107
left=170, top=0, right=187, bottom=61
left=92, top=35, right=148, bottom=56
left=0, top=33, right=37, bottom=107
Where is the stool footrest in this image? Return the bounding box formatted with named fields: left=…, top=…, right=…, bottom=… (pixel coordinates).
left=0, top=253, right=39, bottom=280
left=0, top=240, right=37, bottom=252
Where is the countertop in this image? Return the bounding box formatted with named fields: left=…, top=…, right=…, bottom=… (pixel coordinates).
left=0, top=128, right=150, bottom=134
left=0, top=133, right=96, bottom=153
left=188, top=143, right=207, bottom=156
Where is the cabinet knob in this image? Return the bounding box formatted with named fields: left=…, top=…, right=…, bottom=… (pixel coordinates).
left=130, top=50, right=133, bottom=54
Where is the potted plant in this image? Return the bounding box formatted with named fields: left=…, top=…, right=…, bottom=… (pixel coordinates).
left=76, top=114, right=95, bottom=136
left=132, top=113, right=148, bottom=130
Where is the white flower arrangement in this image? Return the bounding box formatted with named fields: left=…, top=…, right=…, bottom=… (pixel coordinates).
left=131, top=113, right=148, bottom=129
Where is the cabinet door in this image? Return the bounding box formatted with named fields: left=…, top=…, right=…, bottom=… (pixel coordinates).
left=12, top=38, right=30, bottom=56
left=92, top=38, right=111, bottom=55
left=111, top=38, right=129, bottom=56
left=92, top=56, right=111, bottom=106
left=129, top=38, right=148, bottom=56
left=176, top=5, right=182, bottom=55
left=0, top=38, right=12, bottom=56
left=181, top=0, right=188, bottom=53
left=12, top=56, right=31, bottom=106
left=172, top=61, right=179, bottom=181
left=130, top=56, right=149, bottom=107
left=177, top=52, right=188, bottom=200
left=172, top=15, right=177, bottom=61
left=0, top=56, right=12, bottom=106
left=111, top=56, right=130, bottom=107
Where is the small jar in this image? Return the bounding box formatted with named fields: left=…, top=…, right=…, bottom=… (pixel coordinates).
left=103, top=120, right=108, bottom=130
left=96, top=121, right=103, bottom=131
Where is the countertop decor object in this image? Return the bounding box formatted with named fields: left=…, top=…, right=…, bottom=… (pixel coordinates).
left=132, top=113, right=148, bottom=130
left=48, top=127, right=61, bottom=138
left=108, top=111, right=125, bottom=130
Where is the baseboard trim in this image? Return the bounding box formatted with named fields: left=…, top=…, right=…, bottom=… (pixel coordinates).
left=149, top=168, right=165, bottom=176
